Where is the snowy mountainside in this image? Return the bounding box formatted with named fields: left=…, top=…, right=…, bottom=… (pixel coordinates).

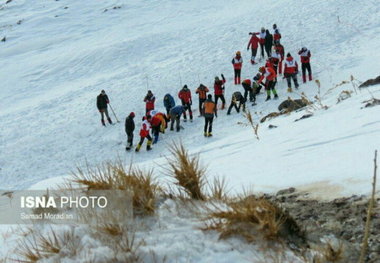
left=0, top=0, right=379, bottom=196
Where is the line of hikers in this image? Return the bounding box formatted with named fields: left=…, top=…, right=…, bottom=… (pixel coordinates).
left=96, top=23, right=313, bottom=152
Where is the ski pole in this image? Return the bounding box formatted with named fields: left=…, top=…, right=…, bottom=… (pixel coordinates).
left=109, top=104, right=120, bottom=123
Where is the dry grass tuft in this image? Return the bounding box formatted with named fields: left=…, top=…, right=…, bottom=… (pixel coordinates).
left=203, top=195, right=303, bottom=243
left=208, top=176, right=229, bottom=201
left=15, top=228, right=76, bottom=262
left=98, top=223, right=124, bottom=236
left=73, top=161, right=159, bottom=216
left=166, top=142, right=207, bottom=201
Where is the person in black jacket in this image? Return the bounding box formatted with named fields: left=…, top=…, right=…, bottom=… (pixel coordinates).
left=227, top=91, right=246, bottom=115
left=125, top=112, right=135, bottom=151
left=264, top=29, right=273, bottom=58
left=96, top=90, right=113, bottom=126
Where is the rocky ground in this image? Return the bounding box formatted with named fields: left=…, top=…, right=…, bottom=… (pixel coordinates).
left=264, top=188, right=380, bottom=263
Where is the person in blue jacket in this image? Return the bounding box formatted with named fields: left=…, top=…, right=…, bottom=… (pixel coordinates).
left=163, top=94, right=175, bottom=115
left=169, top=105, right=186, bottom=132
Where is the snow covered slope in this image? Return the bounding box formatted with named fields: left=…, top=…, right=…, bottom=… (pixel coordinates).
left=0, top=0, right=379, bottom=197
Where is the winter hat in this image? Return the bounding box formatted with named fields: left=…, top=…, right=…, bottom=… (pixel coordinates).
left=215, top=76, right=220, bottom=81
left=129, top=112, right=135, bottom=118
left=183, top=85, right=188, bottom=89
left=287, top=52, right=291, bottom=57
left=101, top=89, right=105, bottom=94
left=207, top=94, right=212, bottom=100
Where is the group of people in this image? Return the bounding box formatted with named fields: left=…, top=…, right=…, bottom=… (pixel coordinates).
left=232, top=23, right=313, bottom=99
left=95, top=23, right=313, bottom=152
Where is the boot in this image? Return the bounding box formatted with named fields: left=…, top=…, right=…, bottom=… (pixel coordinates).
left=237, top=77, right=241, bottom=84
left=302, top=75, right=306, bottom=83
left=274, top=94, right=279, bottom=99
left=266, top=95, right=271, bottom=101
left=107, top=117, right=113, bottom=124
left=287, top=87, right=292, bottom=93
left=309, top=74, right=312, bottom=81
left=101, top=119, right=106, bottom=126
left=147, top=140, right=152, bottom=151
left=135, top=143, right=142, bottom=152
left=204, top=132, right=208, bottom=137
left=126, top=142, right=133, bottom=151
left=208, top=132, right=213, bottom=137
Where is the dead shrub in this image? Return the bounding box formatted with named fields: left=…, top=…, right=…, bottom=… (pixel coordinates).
left=15, top=228, right=76, bottom=262
left=208, top=176, right=229, bottom=201
left=203, top=195, right=303, bottom=243
left=73, top=161, right=159, bottom=216
left=165, top=142, right=207, bottom=201
left=243, top=108, right=260, bottom=140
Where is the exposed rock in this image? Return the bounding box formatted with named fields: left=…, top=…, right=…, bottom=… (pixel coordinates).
left=295, top=113, right=313, bottom=122
left=1, top=36, right=6, bottom=42
left=278, top=98, right=309, bottom=112
left=262, top=192, right=380, bottom=262
left=268, top=124, right=278, bottom=129
left=362, top=98, right=380, bottom=108
left=276, top=187, right=296, bottom=196
left=359, top=75, right=380, bottom=88
left=260, top=112, right=282, bottom=123
left=6, top=0, right=12, bottom=4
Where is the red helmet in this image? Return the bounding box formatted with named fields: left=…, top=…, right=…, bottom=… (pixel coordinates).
left=129, top=112, right=135, bottom=117
left=259, top=67, right=265, bottom=73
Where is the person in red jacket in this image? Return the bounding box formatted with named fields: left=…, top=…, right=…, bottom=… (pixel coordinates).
left=214, top=74, right=226, bottom=109
left=150, top=111, right=167, bottom=144
left=258, top=66, right=279, bottom=101
left=265, top=58, right=274, bottom=69
left=274, top=41, right=285, bottom=74
left=298, top=47, right=312, bottom=83
left=178, top=85, right=193, bottom=122
left=242, top=79, right=254, bottom=103
left=231, top=51, right=243, bottom=84
left=270, top=48, right=281, bottom=74
left=284, top=53, right=300, bottom=92
left=247, top=33, right=259, bottom=64
left=144, top=90, right=155, bottom=114
left=273, top=24, right=281, bottom=43
left=135, top=115, right=153, bottom=152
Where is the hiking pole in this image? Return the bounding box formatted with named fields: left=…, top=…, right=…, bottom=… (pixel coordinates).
left=109, top=104, right=120, bottom=123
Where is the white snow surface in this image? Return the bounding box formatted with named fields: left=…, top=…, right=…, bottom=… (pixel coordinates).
left=1, top=0, right=380, bottom=261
